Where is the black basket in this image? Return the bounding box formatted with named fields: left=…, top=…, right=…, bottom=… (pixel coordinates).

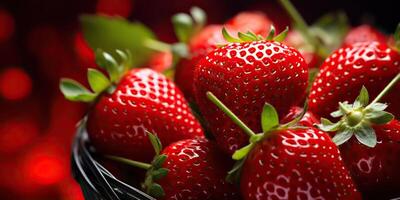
left=71, top=126, right=155, bottom=200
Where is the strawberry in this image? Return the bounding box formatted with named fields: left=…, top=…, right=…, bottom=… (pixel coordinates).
left=145, top=51, right=173, bottom=73
left=343, top=25, right=387, bottom=46
left=173, top=9, right=273, bottom=101
left=109, top=133, right=240, bottom=199
left=308, top=41, right=400, bottom=119
left=60, top=50, right=203, bottom=162
left=206, top=92, right=361, bottom=200
left=318, top=74, right=400, bottom=199
left=225, top=11, right=272, bottom=37
left=281, top=106, right=319, bottom=127
left=193, top=28, right=308, bottom=154
left=284, top=30, right=326, bottom=69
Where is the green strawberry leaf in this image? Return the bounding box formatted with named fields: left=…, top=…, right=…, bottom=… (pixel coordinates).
left=366, top=110, right=394, bottom=125
left=338, top=102, right=352, bottom=114
left=222, top=27, right=241, bottom=43
left=394, top=23, right=400, bottom=50
left=232, top=143, right=254, bottom=160
left=148, top=183, right=165, bottom=198
left=152, top=154, right=167, bottom=169
left=354, top=126, right=377, bottom=148
left=317, top=118, right=341, bottom=132
left=147, top=131, right=163, bottom=155
left=95, top=50, right=120, bottom=82
left=310, top=11, right=349, bottom=52
left=151, top=168, right=169, bottom=180
left=81, top=15, right=155, bottom=67
left=60, top=79, right=96, bottom=102
left=332, top=129, right=353, bottom=146
left=266, top=25, right=276, bottom=40
left=171, top=43, right=189, bottom=58
left=273, top=26, right=289, bottom=42
left=353, top=86, right=369, bottom=108
left=368, top=102, right=388, bottom=111
left=261, top=103, right=279, bottom=133
left=172, top=13, right=194, bottom=43
left=226, top=158, right=246, bottom=184
left=190, top=7, right=206, bottom=30
left=330, top=110, right=344, bottom=118
left=87, top=69, right=111, bottom=93
left=238, top=32, right=255, bottom=42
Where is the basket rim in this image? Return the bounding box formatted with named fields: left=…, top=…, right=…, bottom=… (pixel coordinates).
left=71, top=125, right=155, bottom=200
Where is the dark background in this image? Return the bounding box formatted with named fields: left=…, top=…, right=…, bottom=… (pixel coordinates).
left=0, top=0, right=398, bottom=199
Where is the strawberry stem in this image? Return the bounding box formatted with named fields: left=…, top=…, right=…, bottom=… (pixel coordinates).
left=106, top=155, right=151, bottom=170
left=366, top=73, right=400, bottom=109
left=277, top=0, right=328, bottom=57
left=206, top=91, right=257, bottom=137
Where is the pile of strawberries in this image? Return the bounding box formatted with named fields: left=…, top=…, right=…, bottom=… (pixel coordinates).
left=61, top=0, right=400, bottom=199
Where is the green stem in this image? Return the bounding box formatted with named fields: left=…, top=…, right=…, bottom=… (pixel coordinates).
left=206, top=91, right=256, bottom=137
left=277, top=0, right=328, bottom=57
left=144, top=39, right=172, bottom=52
left=106, top=155, right=151, bottom=170
left=367, top=73, right=400, bottom=108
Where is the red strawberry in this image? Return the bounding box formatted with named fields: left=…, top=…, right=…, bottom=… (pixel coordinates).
left=281, top=106, right=319, bottom=127
left=145, top=51, right=173, bottom=73
left=60, top=50, right=203, bottom=162
left=318, top=75, right=400, bottom=199
left=340, top=120, right=400, bottom=199
left=343, top=25, right=387, bottom=46
left=284, top=30, right=321, bottom=68
left=110, top=133, right=240, bottom=199
left=155, top=137, right=239, bottom=199
left=174, top=25, right=226, bottom=101
left=225, top=12, right=272, bottom=37
left=174, top=10, right=273, bottom=101
left=194, top=29, right=308, bottom=154
left=308, top=42, right=400, bottom=119
left=206, top=92, right=361, bottom=200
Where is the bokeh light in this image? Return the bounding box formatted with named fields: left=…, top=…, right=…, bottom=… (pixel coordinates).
left=0, top=9, right=15, bottom=42
left=0, top=67, right=32, bottom=100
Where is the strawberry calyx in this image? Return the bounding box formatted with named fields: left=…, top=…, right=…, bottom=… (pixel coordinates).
left=106, top=131, right=169, bottom=198
left=144, top=7, right=206, bottom=75
left=206, top=92, right=308, bottom=183
left=318, top=73, right=400, bottom=147
left=278, top=0, right=349, bottom=58
left=222, top=25, right=289, bottom=43
left=60, top=49, right=132, bottom=102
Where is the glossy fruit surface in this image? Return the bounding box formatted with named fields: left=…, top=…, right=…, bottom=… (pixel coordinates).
left=87, top=69, right=203, bottom=162
left=194, top=41, right=308, bottom=154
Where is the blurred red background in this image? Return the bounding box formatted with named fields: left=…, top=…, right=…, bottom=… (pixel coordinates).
left=0, top=0, right=398, bottom=199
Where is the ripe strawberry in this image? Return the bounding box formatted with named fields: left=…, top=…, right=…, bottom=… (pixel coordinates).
left=110, top=133, right=240, bottom=199
left=60, top=50, right=203, bottom=162
left=145, top=51, right=173, bottom=73
left=343, top=25, right=387, bottom=46
left=225, top=11, right=272, bottom=37
left=308, top=42, right=400, bottom=119
left=284, top=30, right=321, bottom=68
left=281, top=106, right=319, bottom=127
left=207, top=92, right=361, bottom=200
left=318, top=75, right=400, bottom=199
left=174, top=10, right=273, bottom=101
left=194, top=29, right=308, bottom=154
